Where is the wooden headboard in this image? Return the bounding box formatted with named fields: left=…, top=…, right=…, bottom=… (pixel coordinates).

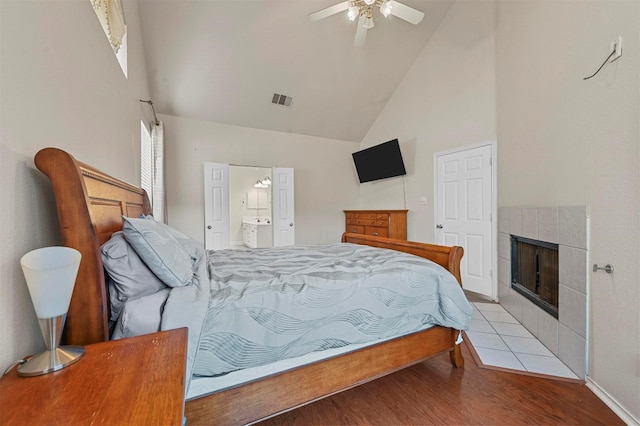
left=35, top=147, right=151, bottom=345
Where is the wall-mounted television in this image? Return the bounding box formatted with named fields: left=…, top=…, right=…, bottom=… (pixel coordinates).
left=352, top=139, right=407, bottom=183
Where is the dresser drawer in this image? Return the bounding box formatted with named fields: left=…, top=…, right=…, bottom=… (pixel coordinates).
left=346, top=225, right=365, bottom=234
left=357, top=213, right=377, bottom=220
left=365, top=227, right=389, bottom=238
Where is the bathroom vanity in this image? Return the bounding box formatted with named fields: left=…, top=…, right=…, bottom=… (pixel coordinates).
left=242, top=217, right=273, bottom=248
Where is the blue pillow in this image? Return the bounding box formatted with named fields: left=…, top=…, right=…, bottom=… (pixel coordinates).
left=101, top=232, right=168, bottom=321
left=122, top=217, right=196, bottom=288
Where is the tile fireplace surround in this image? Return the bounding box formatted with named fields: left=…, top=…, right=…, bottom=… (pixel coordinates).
left=498, top=206, right=589, bottom=379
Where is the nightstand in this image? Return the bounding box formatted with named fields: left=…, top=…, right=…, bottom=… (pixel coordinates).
left=0, top=328, right=187, bottom=425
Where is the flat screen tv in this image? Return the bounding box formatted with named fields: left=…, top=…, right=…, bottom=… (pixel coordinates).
left=352, top=139, right=407, bottom=183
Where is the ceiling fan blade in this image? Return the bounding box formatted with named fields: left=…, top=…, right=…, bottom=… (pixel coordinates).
left=388, top=0, right=425, bottom=25
left=308, top=1, right=349, bottom=21
left=354, top=16, right=368, bottom=46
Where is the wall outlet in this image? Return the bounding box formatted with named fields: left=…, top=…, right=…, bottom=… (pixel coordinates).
left=610, top=35, right=622, bottom=62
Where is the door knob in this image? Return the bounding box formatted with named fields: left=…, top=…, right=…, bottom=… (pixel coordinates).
left=207, top=225, right=212, bottom=230
left=289, top=223, right=294, bottom=227
left=436, top=224, right=443, bottom=229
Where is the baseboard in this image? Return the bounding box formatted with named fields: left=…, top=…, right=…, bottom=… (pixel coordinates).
left=586, top=377, right=639, bottom=425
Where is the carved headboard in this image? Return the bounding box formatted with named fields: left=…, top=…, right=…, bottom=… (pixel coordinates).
left=34, top=147, right=152, bottom=345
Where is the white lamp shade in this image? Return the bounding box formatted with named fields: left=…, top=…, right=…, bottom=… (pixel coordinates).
left=20, top=247, right=81, bottom=319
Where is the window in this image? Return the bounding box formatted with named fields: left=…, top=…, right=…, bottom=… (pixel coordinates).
left=140, top=120, right=166, bottom=222
left=140, top=121, right=152, bottom=199
left=91, top=0, right=128, bottom=77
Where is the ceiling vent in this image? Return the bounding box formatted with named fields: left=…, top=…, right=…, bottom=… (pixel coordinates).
left=271, top=93, right=294, bottom=108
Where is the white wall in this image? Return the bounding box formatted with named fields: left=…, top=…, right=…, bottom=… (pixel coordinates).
left=160, top=114, right=361, bottom=246
left=496, top=1, right=639, bottom=420
left=0, top=0, right=151, bottom=371
left=359, top=0, right=497, bottom=243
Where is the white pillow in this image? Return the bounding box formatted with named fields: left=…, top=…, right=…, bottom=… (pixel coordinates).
left=122, top=216, right=196, bottom=288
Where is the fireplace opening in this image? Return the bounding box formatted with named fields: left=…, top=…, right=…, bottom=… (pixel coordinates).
left=511, top=236, right=559, bottom=318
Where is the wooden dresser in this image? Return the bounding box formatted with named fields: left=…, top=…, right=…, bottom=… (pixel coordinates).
left=344, top=210, right=408, bottom=240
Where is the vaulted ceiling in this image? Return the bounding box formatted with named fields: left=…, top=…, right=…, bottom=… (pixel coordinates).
left=138, top=0, right=454, bottom=142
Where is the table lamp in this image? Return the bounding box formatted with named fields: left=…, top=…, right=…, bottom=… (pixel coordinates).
left=18, top=246, right=85, bottom=376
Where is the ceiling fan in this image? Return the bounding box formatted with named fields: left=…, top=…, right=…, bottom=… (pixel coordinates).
left=308, top=0, right=425, bottom=46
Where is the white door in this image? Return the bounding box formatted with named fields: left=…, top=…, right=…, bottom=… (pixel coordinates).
left=204, top=162, right=230, bottom=250
left=272, top=167, right=295, bottom=246
left=434, top=143, right=495, bottom=299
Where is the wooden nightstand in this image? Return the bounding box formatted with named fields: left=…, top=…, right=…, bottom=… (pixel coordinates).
left=0, top=328, right=187, bottom=426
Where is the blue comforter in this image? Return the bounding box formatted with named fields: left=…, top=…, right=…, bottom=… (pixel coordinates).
left=177, top=243, right=472, bottom=377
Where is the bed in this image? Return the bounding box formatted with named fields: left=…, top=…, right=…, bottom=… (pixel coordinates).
left=34, top=147, right=472, bottom=425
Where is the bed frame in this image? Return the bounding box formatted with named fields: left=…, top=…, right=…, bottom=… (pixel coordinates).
left=34, top=147, right=466, bottom=425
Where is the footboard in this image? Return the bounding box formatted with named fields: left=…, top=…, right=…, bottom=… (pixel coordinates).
left=341, top=232, right=464, bottom=286
left=185, top=326, right=459, bottom=425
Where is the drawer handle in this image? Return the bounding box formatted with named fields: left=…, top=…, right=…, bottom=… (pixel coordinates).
left=351, top=229, right=359, bottom=233
left=372, top=232, right=379, bottom=236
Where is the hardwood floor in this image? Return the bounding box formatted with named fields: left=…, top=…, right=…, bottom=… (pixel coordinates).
left=259, top=342, right=622, bottom=425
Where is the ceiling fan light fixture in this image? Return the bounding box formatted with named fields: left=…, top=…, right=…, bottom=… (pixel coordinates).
left=380, top=1, right=393, bottom=17
left=362, top=15, right=374, bottom=29
left=308, top=0, right=425, bottom=46
left=347, top=6, right=359, bottom=21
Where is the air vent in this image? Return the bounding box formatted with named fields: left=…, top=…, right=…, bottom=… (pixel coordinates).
left=271, top=93, right=294, bottom=108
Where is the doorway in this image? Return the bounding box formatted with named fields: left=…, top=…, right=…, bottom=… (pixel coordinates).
left=229, top=165, right=273, bottom=249
left=434, top=142, right=496, bottom=300
left=204, top=162, right=295, bottom=250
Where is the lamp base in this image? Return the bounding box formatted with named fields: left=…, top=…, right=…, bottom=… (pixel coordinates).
left=17, top=346, right=85, bottom=377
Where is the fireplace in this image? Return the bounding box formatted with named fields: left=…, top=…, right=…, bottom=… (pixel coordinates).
left=499, top=206, right=588, bottom=379
left=510, top=236, right=559, bottom=318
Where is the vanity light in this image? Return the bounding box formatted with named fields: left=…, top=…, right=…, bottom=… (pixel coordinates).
left=254, top=177, right=271, bottom=188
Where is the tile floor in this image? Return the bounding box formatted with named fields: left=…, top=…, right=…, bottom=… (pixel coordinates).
left=465, top=302, right=579, bottom=380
